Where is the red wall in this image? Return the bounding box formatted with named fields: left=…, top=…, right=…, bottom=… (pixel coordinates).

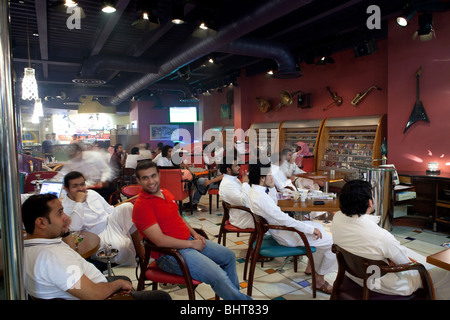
left=387, top=12, right=450, bottom=174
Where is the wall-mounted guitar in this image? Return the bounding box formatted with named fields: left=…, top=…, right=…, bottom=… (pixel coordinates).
left=403, top=66, right=430, bottom=133
left=323, top=86, right=343, bottom=111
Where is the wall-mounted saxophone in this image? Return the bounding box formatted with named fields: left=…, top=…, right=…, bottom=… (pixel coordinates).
left=351, top=86, right=382, bottom=106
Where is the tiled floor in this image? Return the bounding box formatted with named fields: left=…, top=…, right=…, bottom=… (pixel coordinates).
left=112, top=198, right=450, bottom=300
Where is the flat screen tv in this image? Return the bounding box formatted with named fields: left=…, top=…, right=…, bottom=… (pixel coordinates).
left=169, top=106, right=198, bottom=123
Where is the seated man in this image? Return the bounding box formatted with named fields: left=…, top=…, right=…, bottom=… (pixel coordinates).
left=332, top=180, right=450, bottom=299
left=125, top=147, right=143, bottom=169
left=247, top=161, right=337, bottom=294
left=22, top=194, right=171, bottom=300
left=278, top=150, right=321, bottom=191
left=218, top=153, right=253, bottom=229
left=61, top=171, right=144, bottom=266
left=132, top=160, right=252, bottom=300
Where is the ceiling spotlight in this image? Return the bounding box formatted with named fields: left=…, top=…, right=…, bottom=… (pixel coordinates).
left=64, top=0, right=78, bottom=7
left=192, top=21, right=217, bottom=38
left=172, top=2, right=185, bottom=24
left=102, top=1, right=116, bottom=13
left=396, top=6, right=416, bottom=27
left=316, top=55, right=335, bottom=65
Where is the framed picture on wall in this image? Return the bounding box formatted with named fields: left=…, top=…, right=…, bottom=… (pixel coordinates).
left=150, top=124, right=179, bottom=140
left=220, top=104, right=231, bottom=119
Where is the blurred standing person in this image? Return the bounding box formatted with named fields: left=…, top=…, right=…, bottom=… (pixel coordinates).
left=55, top=144, right=116, bottom=201
left=41, top=134, right=54, bottom=162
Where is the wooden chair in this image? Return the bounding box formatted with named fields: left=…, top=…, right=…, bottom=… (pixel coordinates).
left=122, top=167, right=137, bottom=186
left=246, top=209, right=317, bottom=297
left=121, top=184, right=142, bottom=199
left=23, top=171, right=58, bottom=193
left=330, top=244, right=434, bottom=300
left=137, top=228, right=218, bottom=300
left=158, top=168, right=193, bottom=215
left=52, top=163, right=65, bottom=172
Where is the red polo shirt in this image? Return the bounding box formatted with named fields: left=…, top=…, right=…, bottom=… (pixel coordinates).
left=132, top=189, right=191, bottom=241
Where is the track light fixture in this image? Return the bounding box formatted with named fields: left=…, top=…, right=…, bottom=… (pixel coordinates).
left=102, top=1, right=116, bottom=13
left=396, top=4, right=416, bottom=27
left=172, top=1, right=185, bottom=24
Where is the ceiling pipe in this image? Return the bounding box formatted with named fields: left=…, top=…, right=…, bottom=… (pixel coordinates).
left=74, top=54, right=159, bottom=84
left=219, top=37, right=301, bottom=79
left=147, top=82, right=193, bottom=98
left=106, top=0, right=315, bottom=106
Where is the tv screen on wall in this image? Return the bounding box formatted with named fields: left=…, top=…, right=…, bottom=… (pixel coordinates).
left=169, top=106, right=198, bottom=123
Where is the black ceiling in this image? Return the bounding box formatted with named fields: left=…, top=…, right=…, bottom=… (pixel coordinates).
left=9, top=0, right=441, bottom=113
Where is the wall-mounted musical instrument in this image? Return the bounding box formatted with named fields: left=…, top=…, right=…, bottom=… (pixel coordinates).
left=275, top=90, right=300, bottom=110
left=404, top=66, right=430, bottom=133
left=256, top=97, right=272, bottom=113
left=323, top=86, right=343, bottom=111
left=351, top=86, right=382, bottom=106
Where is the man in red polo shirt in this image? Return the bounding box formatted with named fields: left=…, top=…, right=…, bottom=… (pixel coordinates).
left=132, top=160, right=251, bottom=300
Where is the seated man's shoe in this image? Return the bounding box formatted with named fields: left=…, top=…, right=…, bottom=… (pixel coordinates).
left=182, top=202, right=197, bottom=211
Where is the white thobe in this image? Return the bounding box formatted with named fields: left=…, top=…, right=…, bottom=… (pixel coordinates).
left=248, top=185, right=337, bottom=275
left=218, top=174, right=253, bottom=229
left=331, top=211, right=450, bottom=299
left=62, top=190, right=137, bottom=265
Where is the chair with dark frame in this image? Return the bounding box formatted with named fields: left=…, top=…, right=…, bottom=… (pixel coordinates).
left=330, top=244, right=434, bottom=300
left=136, top=228, right=218, bottom=300
left=245, top=208, right=317, bottom=298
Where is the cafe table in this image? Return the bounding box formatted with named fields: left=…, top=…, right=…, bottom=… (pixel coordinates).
left=62, top=230, right=101, bottom=259
left=426, top=248, right=450, bottom=271
left=278, top=197, right=340, bottom=212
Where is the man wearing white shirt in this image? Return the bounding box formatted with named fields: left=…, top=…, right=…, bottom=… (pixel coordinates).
left=278, top=150, right=320, bottom=191
left=22, top=193, right=170, bottom=300
left=125, top=147, right=143, bottom=169
left=156, top=145, right=173, bottom=167
left=332, top=179, right=450, bottom=299
left=218, top=158, right=253, bottom=229
left=247, top=161, right=336, bottom=294
left=62, top=171, right=144, bottom=266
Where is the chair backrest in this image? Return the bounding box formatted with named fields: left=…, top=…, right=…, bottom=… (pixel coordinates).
left=122, top=167, right=136, bottom=185
left=121, top=184, right=142, bottom=198
left=331, top=244, right=434, bottom=300
left=158, top=168, right=188, bottom=200
left=23, top=171, right=58, bottom=193
left=300, top=155, right=314, bottom=172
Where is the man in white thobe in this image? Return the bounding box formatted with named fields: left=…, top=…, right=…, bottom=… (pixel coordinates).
left=332, top=179, right=450, bottom=299
left=62, top=171, right=144, bottom=266
left=247, top=161, right=337, bottom=294
left=218, top=160, right=253, bottom=229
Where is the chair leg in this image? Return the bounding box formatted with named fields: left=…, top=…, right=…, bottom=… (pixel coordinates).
left=216, top=194, right=219, bottom=208
left=244, top=232, right=256, bottom=281
left=209, top=193, right=212, bottom=214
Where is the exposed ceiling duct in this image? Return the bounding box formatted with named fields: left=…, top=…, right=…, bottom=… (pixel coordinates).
left=219, top=37, right=302, bottom=79
left=106, top=0, right=315, bottom=106
left=74, top=54, right=159, bottom=85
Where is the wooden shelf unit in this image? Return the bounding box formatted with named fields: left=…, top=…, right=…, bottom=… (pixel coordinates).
left=316, top=115, right=387, bottom=173
left=248, top=121, right=282, bottom=157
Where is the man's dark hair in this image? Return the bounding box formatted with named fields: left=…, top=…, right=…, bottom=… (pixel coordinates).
left=339, top=179, right=373, bottom=217
left=136, top=160, right=158, bottom=178
left=114, top=143, right=122, bottom=152
left=63, top=171, right=85, bottom=188
left=219, top=149, right=239, bottom=174
left=161, top=145, right=173, bottom=157
left=131, top=147, right=139, bottom=154
left=22, top=194, right=58, bottom=234
left=248, top=161, right=271, bottom=186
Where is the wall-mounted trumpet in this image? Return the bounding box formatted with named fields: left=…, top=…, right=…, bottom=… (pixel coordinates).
left=275, top=90, right=303, bottom=110
left=351, top=86, right=382, bottom=106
